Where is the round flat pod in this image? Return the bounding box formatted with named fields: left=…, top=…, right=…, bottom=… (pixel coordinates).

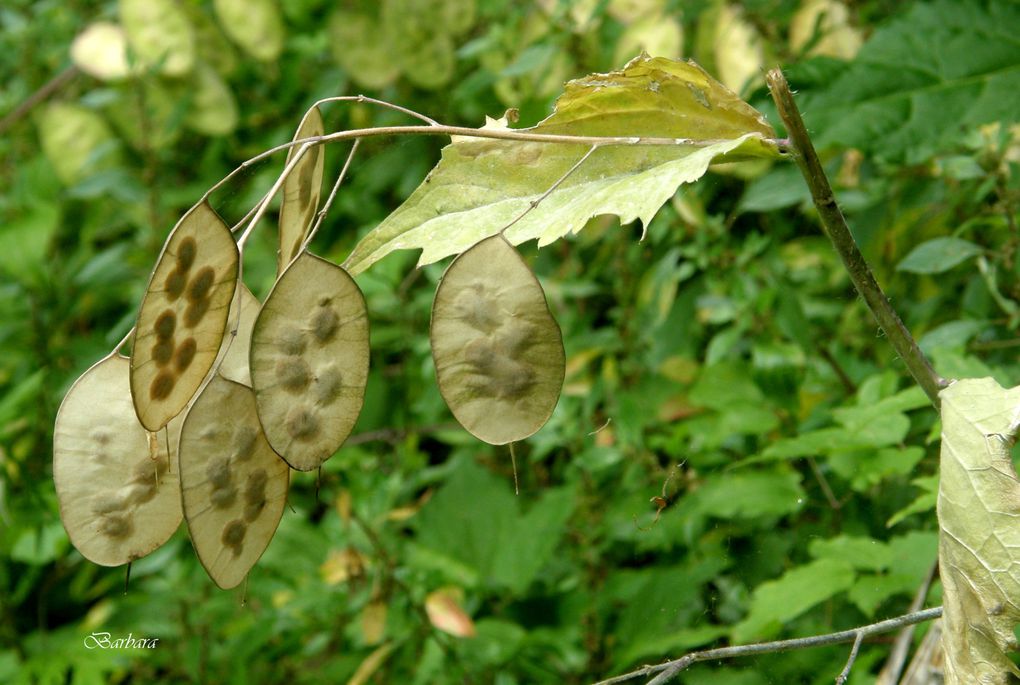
left=278, top=106, right=325, bottom=275
left=431, top=235, right=564, bottom=445
left=250, top=251, right=369, bottom=471
left=179, top=376, right=288, bottom=589
left=54, top=355, right=183, bottom=566
left=130, top=201, right=239, bottom=432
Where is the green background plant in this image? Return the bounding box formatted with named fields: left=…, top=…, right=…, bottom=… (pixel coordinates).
left=2, top=0, right=1020, bottom=683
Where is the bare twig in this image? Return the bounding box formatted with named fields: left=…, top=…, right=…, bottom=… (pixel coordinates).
left=591, top=607, right=943, bottom=685
left=0, top=66, right=78, bottom=135
left=197, top=121, right=785, bottom=214
left=765, top=69, right=945, bottom=408
left=835, top=631, right=864, bottom=685
left=236, top=142, right=311, bottom=251
left=311, top=94, right=441, bottom=126
left=875, top=561, right=937, bottom=685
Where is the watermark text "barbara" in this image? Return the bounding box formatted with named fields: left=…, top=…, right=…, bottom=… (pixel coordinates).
left=84, top=632, right=159, bottom=649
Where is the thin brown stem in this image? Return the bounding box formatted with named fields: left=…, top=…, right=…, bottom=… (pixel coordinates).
left=591, top=607, right=943, bottom=685
left=311, top=94, right=440, bottom=126
left=0, top=66, right=78, bottom=135
left=835, top=631, right=864, bottom=684
left=236, top=141, right=311, bottom=251
left=765, top=69, right=945, bottom=408
left=302, top=139, right=360, bottom=252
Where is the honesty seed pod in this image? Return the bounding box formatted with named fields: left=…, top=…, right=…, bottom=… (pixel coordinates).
left=278, top=106, right=325, bottom=275
left=179, top=375, right=289, bottom=589
left=130, top=202, right=239, bottom=432
left=430, top=235, right=564, bottom=445
left=54, top=355, right=183, bottom=566
left=216, top=283, right=261, bottom=387
left=250, top=251, right=370, bottom=471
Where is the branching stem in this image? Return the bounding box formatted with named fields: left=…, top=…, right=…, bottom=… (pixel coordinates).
left=592, top=607, right=942, bottom=685
left=765, top=69, right=946, bottom=408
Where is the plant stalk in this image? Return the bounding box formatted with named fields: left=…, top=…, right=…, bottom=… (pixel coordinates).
left=765, top=69, right=946, bottom=408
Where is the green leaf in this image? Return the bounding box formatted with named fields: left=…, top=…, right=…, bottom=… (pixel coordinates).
left=938, top=378, right=1020, bottom=682
left=887, top=474, right=939, bottom=527
left=414, top=458, right=574, bottom=593
left=731, top=558, right=856, bottom=642
left=896, top=237, right=983, bottom=274
left=829, top=446, right=926, bottom=491
left=344, top=55, right=782, bottom=274
left=680, top=468, right=804, bottom=521
left=800, top=0, right=1020, bottom=162
left=808, top=535, right=892, bottom=572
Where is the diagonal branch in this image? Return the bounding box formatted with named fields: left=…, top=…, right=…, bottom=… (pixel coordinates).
left=765, top=68, right=946, bottom=408
left=591, top=607, right=943, bottom=685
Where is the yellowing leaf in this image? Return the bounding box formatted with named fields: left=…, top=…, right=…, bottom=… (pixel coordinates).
left=278, top=107, right=325, bottom=275
left=36, top=102, right=118, bottom=185
left=425, top=587, right=476, bottom=638
left=53, top=356, right=182, bottom=566
left=320, top=547, right=367, bottom=585
left=343, top=55, right=780, bottom=275
left=790, top=0, right=862, bottom=60
left=130, top=202, right=239, bottom=431
left=346, top=643, right=394, bottom=685
left=119, top=0, right=195, bottom=77
left=184, top=62, right=239, bottom=136
left=213, top=0, right=284, bottom=62
left=70, top=22, right=134, bottom=81
left=938, top=378, right=1020, bottom=684
left=712, top=4, right=765, bottom=95
left=328, top=12, right=400, bottom=90
left=613, top=14, right=684, bottom=67
left=179, top=376, right=289, bottom=589
left=361, top=599, right=387, bottom=645
left=431, top=236, right=564, bottom=445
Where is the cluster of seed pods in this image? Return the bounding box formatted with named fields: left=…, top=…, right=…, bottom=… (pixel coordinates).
left=52, top=108, right=565, bottom=588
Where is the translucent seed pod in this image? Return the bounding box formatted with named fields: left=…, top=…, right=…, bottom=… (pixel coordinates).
left=277, top=106, right=325, bottom=275
left=250, top=252, right=370, bottom=471
left=54, top=355, right=183, bottom=566
left=130, top=201, right=239, bottom=431
left=178, top=375, right=289, bottom=589
left=431, top=235, right=564, bottom=445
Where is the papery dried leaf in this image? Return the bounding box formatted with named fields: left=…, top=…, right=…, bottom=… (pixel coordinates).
left=431, top=235, right=564, bottom=445
left=179, top=375, right=288, bottom=589
left=54, top=356, right=182, bottom=566
left=251, top=251, right=370, bottom=471
left=425, top=587, right=476, bottom=638
left=130, top=201, right=239, bottom=431
left=278, top=107, right=325, bottom=275
left=938, top=378, right=1020, bottom=684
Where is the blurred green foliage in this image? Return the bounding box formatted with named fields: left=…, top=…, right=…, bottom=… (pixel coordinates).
left=2, top=0, right=1020, bottom=683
